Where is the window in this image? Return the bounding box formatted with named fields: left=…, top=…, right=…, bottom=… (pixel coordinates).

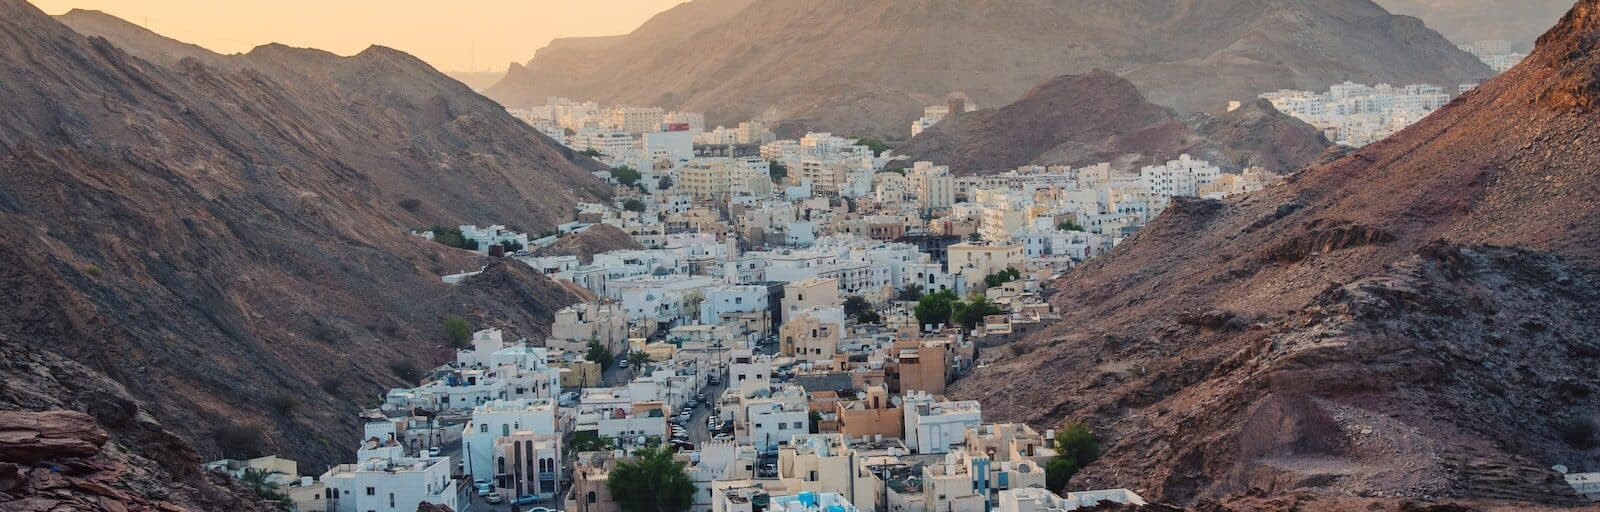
left=588, top=491, right=598, bottom=504
left=480, top=424, right=488, bottom=433
left=365, top=487, right=375, bottom=496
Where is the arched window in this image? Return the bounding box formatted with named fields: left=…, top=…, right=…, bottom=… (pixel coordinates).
left=497, top=457, right=506, bottom=475
left=587, top=491, right=597, bottom=504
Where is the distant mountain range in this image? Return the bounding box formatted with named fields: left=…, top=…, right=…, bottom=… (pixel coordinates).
left=487, top=0, right=1492, bottom=137
left=951, top=0, right=1600, bottom=507
left=0, top=2, right=611, bottom=481
left=890, top=71, right=1334, bottom=174
left=1375, top=0, right=1575, bottom=48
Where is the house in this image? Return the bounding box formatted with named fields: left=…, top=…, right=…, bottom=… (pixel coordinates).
left=463, top=399, right=558, bottom=481
left=566, top=451, right=621, bottom=512
left=903, top=392, right=982, bottom=454
left=321, top=457, right=456, bottom=512
left=995, top=487, right=1146, bottom=512
left=492, top=431, right=562, bottom=501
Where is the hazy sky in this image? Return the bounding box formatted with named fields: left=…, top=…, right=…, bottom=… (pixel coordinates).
left=32, top=0, right=687, bottom=72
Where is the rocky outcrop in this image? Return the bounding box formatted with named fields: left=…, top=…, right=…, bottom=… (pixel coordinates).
left=0, top=1, right=604, bottom=469
left=951, top=0, right=1600, bottom=507
left=892, top=72, right=1332, bottom=174
left=487, top=0, right=1489, bottom=137
left=0, top=411, right=108, bottom=463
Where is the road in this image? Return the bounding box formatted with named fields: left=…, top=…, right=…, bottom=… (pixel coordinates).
left=680, top=378, right=728, bottom=446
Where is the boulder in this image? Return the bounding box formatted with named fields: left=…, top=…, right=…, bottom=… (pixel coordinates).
left=0, top=411, right=109, bottom=463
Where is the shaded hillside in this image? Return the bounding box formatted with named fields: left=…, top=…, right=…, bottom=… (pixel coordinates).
left=1376, top=0, right=1574, bottom=48
left=951, top=0, right=1600, bottom=507
left=893, top=72, right=1331, bottom=174
left=1, top=1, right=607, bottom=471
left=488, top=0, right=1489, bottom=137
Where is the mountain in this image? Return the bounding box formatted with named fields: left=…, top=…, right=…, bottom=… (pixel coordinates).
left=891, top=72, right=1332, bottom=174
left=487, top=0, right=1491, bottom=137
left=1, top=0, right=610, bottom=474
left=951, top=0, right=1600, bottom=508
left=1376, top=0, right=1574, bottom=48
left=446, top=70, right=508, bottom=92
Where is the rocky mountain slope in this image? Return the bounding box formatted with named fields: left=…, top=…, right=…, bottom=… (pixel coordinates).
left=532, top=224, right=646, bottom=264
left=487, top=0, right=1490, bottom=137
left=892, top=72, right=1332, bottom=174
left=1, top=0, right=609, bottom=472
left=951, top=0, right=1600, bottom=507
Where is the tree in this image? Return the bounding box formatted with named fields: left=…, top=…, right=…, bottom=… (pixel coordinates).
left=442, top=316, right=472, bottom=348
left=855, top=137, right=892, bottom=157
left=608, top=445, right=695, bottom=512
left=609, top=165, right=642, bottom=187
left=951, top=294, right=1003, bottom=330
left=914, top=290, right=959, bottom=329
left=586, top=339, right=616, bottom=368
left=1046, top=421, right=1100, bottom=491
left=622, top=198, right=646, bottom=213
left=1058, top=220, right=1085, bottom=232
left=856, top=310, right=882, bottom=324
left=897, top=284, right=925, bottom=302
left=581, top=148, right=603, bottom=157
left=240, top=468, right=292, bottom=511
left=658, top=176, right=674, bottom=190
left=500, top=240, right=525, bottom=252
left=983, top=267, right=1022, bottom=288
left=388, top=359, right=424, bottom=383
left=842, top=295, right=871, bottom=318
left=571, top=432, right=617, bottom=453
left=627, top=350, right=650, bottom=368
left=769, top=161, right=789, bottom=182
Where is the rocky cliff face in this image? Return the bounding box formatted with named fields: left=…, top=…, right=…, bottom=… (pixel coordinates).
left=487, top=0, right=1489, bottom=137
left=950, top=0, right=1600, bottom=507
left=532, top=224, right=646, bottom=264
left=892, top=72, right=1331, bottom=174
left=0, top=1, right=607, bottom=471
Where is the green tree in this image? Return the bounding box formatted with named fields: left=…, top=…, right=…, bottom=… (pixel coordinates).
left=855, top=137, right=892, bottom=157
left=240, top=468, right=292, bottom=511
left=1057, top=220, right=1085, bottom=231
left=608, top=445, right=695, bottom=512
left=914, top=290, right=959, bottom=329
left=500, top=240, right=525, bottom=252
left=610, top=166, right=642, bottom=187
left=897, top=284, right=925, bottom=302
left=842, top=295, right=871, bottom=318
left=951, top=294, right=1003, bottom=330
left=586, top=339, right=616, bottom=368
left=769, top=161, right=788, bottom=182
left=658, top=176, right=674, bottom=190
left=856, top=310, right=882, bottom=324
left=983, top=267, right=1022, bottom=288
left=430, top=226, right=476, bottom=250
left=623, top=198, right=646, bottom=213
left=581, top=148, right=603, bottom=157
left=571, top=432, right=617, bottom=453
left=442, top=316, right=472, bottom=348
left=1045, top=422, right=1101, bottom=491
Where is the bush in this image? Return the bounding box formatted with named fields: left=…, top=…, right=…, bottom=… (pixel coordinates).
left=586, top=340, right=616, bottom=368
left=609, top=166, right=642, bottom=187
left=951, top=294, right=1004, bottom=330
left=442, top=316, right=472, bottom=348
left=213, top=424, right=266, bottom=459
left=265, top=394, right=299, bottom=415
left=581, top=148, right=603, bottom=158
left=388, top=359, right=424, bottom=383
left=914, top=290, right=960, bottom=329
left=83, top=264, right=103, bottom=277
left=622, top=198, right=646, bottom=213
left=1560, top=416, right=1598, bottom=448
left=308, top=318, right=342, bottom=345
left=1058, top=220, right=1085, bottom=231
left=769, top=162, right=788, bottom=182
left=318, top=376, right=345, bottom=394
left=897, top=284, right=924, bottom=302
left=1046, top=421, right=1100, bottom=491
left=854, top=137, right=892, bottom=157
left=397, top=198, right=422, bottom=212
left=429, top=226, right=476, bottom=250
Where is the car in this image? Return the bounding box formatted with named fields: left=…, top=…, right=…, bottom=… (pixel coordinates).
left=512, top=495, right=541, bottom=506
left=527, top=508, right=557, bottom=512
left=427, top=446, right=441, bottom=456
left=696, top=393, right=706, bottom=400
left=475, top=483, right=493, bottom=497
left=617, top=358, right=629, bottom=368
left=670, top=440, right=695, bottom=451
left=484, top=493, right=504, bottom=504
left=713, top=433, right=733, bottom=441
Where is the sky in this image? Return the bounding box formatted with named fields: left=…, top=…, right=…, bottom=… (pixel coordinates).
left=31, top=0, right=687, bottom=73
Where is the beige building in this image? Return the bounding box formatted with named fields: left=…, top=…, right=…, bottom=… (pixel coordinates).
left=783, top=278, right=841, bottom=315
left=551, top=302, right=630, bottom=355
left=778, top=434, right=880, bottom=510
left=565, top=452, right=620, bottom=512
left=836, top=385, right=903, bottom=440
left=947, top=243, right=1023, bottom=277
left=779, top=311, right=840, bottom=362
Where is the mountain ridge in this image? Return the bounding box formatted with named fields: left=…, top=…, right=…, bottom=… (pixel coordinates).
left=487, top=0, right=1491, bottom=137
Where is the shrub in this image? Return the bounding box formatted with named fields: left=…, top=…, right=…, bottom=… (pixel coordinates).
left=213, top=423, right=266, bottom=459
left=442, top=316, right=472, bottom=348
left=581, top=148, right=603, bottom=158
left=388, top=359, right=424, bottom=383
left=609, top=166, right=642, bottom=187
left=622, top=198, right=646, bottom=212
left=397, top=198, right=422, bottom=212
left=308, top=318, right=341, bottom=344
left=1560, top=416, right=1598, bottom=448
left=1058, top=220, right=1085, bottom=231
left=265, top=394, right=299, bottom=415
left=769, top=162, right=788, bottom=182
left=318, top=376, right=345, bottom=394
left=83, top=264, right=103, bottom=277
left=1046, top=421, right=1100, bottom=491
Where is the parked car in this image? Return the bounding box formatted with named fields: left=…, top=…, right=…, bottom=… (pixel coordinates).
left=512, top=494, right=540, bottom=506
left=670, top=439, right=695, bottom=451
left=713, top=433, right=733, bottom=441
left=475, top=483, right=493, bottom=497
left=427, top=446, right=441, bottom=457
left=617, top=358, right=629, bottom=368
left=484, top=493, right=505, bottom=504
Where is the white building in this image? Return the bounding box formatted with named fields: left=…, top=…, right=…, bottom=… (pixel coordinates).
left=322, top=457, right=457, bottom=512
left=464, top=399, right=558, bottom=481
left=903, top=391, right=983, bottom=454
left=995, top=487, right=1145, bottom=512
